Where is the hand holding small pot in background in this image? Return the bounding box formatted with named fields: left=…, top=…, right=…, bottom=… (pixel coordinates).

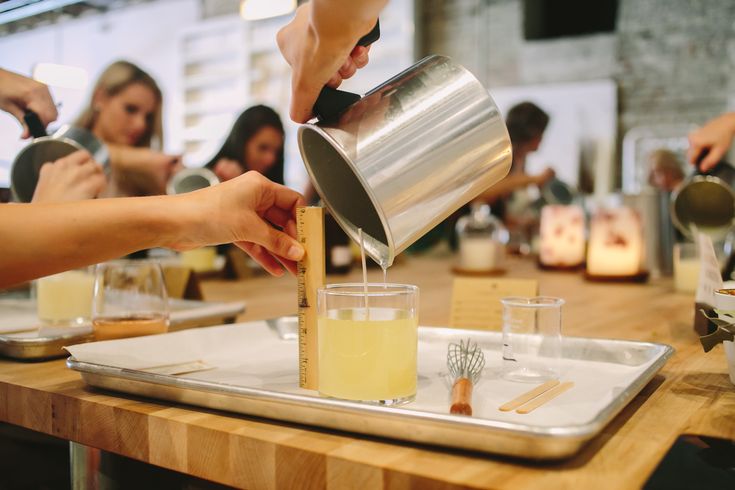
left=32, top=150, right=106, bottom=203
left=688, top=112, right=735, bottom=171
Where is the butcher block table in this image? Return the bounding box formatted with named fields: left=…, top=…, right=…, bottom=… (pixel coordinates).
left=1, top=255, right=734, bottom=489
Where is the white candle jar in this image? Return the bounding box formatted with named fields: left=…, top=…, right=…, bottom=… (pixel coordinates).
left=456, top=203, right=509, bottom=273
left=586, top=207, right=646, bottom=278
left=539, top=205, right=586, bottom=269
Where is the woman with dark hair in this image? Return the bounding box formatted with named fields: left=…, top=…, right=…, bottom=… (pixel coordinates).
left=204, top=105, right=285, bottom=185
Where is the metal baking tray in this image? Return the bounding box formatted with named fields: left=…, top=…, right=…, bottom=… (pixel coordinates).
left=66, top=319, right=673, bottom=459
left=0, top=299, right=245, bottom=360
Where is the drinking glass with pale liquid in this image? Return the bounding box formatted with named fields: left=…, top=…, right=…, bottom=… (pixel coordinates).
left=36, top=268, right=95, bottom=327
left=317, top=284, right=419, bottom=405
left=92, top=260, right=169, bottom=340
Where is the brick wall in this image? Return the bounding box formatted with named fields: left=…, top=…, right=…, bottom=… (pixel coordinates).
left=420, top=0, right=735, bottom=138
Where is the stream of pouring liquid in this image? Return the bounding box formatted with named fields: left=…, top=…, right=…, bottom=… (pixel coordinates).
left=357, top=228, right=391, bottom=318
left=358, top=228, right=370, bottom=317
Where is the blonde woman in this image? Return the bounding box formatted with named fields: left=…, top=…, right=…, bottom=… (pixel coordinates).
left=76, top=60, right=180, bottom=196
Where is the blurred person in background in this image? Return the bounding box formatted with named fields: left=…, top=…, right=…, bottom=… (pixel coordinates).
left=477, top=101, right=555, bottom=219
left=204, top=105, right=285, bottom=185
left=688, top=112, right=735, bottom=170
left=476, top=101, right=555, bottom=253
left=647, top=149, right=685, bottom=192
left=75, top=60, right=180, bottom=196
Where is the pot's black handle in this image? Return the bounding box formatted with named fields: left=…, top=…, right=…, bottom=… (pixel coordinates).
left=313, top=20, right=380, bottom=122
left=24, top=110, right=47, bottom=138
left=693, top=148, right=731, bottom=176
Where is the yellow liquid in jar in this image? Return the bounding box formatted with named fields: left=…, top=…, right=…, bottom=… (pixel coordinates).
left=37, top=270, right=95, bottom=325
left=318, top=307, right=417, bottom=402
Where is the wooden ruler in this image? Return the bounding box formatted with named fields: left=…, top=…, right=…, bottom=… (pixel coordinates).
left=296, top=206, right=326, bottom=390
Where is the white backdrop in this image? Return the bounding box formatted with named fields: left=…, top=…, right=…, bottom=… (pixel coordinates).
left=490, top=79, right=618, bottom=196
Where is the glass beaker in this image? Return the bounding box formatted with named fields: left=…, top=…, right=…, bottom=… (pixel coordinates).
left=501, top=296, right=564, bottom=383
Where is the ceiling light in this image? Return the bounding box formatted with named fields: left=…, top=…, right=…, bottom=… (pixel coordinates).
left=33, top=62, right=88, bottom=90
left=240, top=0, right=296, bottom=21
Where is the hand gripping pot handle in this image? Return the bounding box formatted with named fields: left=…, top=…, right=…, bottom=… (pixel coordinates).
left=24, top=110, right=48, bottom=138
left=312, top=20, right=380, bottom=122
left=298, top=54, right=513, bottom=268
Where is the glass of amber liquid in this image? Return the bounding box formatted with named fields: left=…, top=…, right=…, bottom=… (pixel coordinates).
left=92, top=260, right=169, bottom=341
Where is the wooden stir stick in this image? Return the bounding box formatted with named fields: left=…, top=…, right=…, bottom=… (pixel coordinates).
left=498, top=380, right=560, bottom=412
left=498, top=380, right=574, bottom=414
left=516, top=382, right=574, bottom=414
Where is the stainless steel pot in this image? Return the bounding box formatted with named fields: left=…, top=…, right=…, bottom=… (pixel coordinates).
left=671, top=159, right=735, bottom=241
left=11, top=111, right=109, bottom=202
left=167, top=167, right=219, bottom=194
left=298, top=55, right=512, bottom=267
left=624, top=188, right=675, bottom=277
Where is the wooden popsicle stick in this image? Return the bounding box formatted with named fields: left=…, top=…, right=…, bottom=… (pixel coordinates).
left=498, top=379, right=560, bottom=412
left=516, top=382, right=574, bottom=414
left=450, top=378, right=473, bottom=416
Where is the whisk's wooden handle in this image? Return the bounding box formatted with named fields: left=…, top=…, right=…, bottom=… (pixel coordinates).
left=450, top=377, right=473, bottom=415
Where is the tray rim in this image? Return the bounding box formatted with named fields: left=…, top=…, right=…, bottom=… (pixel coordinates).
left=65, top=323, right=674, bottom=457
left=0, top=299, right=246, bottom=360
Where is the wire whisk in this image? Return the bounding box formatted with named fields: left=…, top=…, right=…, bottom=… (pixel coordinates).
left=447, top=338, right=486, bottom=415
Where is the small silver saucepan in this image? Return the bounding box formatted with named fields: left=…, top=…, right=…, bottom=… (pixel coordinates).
left=11, top=110, right=109, bottom=202
left=166, top=167, right=220, bottom=194
left=671, top=153, right=735, bottom=241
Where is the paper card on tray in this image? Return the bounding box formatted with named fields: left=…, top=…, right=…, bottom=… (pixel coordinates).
left=695, top=233, right=723, bottom=305
left=450, top=277, right=538, bottom=330
left=141, top=360, right=215, bottom=376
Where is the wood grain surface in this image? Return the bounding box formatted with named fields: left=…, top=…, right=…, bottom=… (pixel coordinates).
left=1, top=255, right=734, bottom=489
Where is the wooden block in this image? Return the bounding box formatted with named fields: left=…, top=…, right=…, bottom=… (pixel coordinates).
left=186, top=424, right=230, bottom=481
left=230, top=436, right=277, bottom=490
left=385, top=471, right=474, bottom=490
left=327, top=457, right=383, bottom=490
left=78, top=403, right=150, bottom=462
left=147, top=416, right=189, bottom=473
left=449, top=277, right=538, bottom=330
left=0, top=383, right=7, bottom=421
left=276, top=445, right=326, bottom=490
left=5, top=384, right=52, bottom=434
left=49, top=390, right=83, bottom=441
